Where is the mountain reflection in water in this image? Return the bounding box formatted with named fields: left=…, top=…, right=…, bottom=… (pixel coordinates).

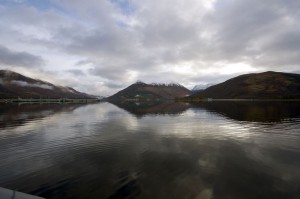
left=190, top=101, right=300, bottom=123
left=110, top=101, right=190, bottom=117
left=0, top=103, right=86, bottom=129
left=0, top=102, right=299, bottom=199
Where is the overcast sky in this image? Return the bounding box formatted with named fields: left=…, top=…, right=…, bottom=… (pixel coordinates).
left=0, top=0, right=299, bottom=95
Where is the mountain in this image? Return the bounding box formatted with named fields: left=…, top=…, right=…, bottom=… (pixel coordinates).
left=192, top=71, right=300, bottom=99
left=107, top=81, right=191, bottom=101
left=0, top=70, right=93, bottom=99
left=192, top=83, right=215, bottom=92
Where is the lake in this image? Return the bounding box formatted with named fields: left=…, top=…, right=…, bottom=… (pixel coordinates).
left=0, top=101, right=300, bottom=199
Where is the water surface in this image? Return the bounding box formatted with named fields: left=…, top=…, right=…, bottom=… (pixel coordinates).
left=0, top=101, right=300, bottom=199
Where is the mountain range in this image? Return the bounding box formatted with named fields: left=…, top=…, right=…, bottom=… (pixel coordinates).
left=1, top=70, right=300, bottom=100
left=0, top=70, right=93, bottom=99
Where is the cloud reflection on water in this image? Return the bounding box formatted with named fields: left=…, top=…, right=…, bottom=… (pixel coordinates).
left=0, top=102, right=299, bottom=199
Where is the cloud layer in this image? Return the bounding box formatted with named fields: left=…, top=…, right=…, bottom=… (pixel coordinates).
left=0, top=0, right=299, bottom=95
left=0, top=45, right=44, bottom=68
left=11, top=80, right=53, bottom=90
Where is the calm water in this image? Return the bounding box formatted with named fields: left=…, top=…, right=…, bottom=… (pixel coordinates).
left=0, top=101, right=300, bottom=199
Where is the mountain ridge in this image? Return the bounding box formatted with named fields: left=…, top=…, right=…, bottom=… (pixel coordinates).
left=0, top=70, right=93, bottom=99
left=191, top=71, right=300, bottom=99
left=107, top=81, right=191, bottom=101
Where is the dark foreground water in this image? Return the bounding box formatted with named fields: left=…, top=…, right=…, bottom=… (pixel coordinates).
left=0, top=101, right=300, bottom=199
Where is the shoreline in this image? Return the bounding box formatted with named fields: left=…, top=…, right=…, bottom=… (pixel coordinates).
left=0, top=98, right=101, bottom=104
left=176, top=98, right=300, bottom=102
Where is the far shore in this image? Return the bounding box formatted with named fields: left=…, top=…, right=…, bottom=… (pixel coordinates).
left=176, top=98, right=300, bottom=102
left=1, top=97, right=300, bottom=104
left=0, top=98, right=101, bottom=104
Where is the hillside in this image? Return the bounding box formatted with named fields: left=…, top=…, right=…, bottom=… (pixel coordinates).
left=0, top=70, right=93, bottom=99
left=107, top=81, right=191, bottom=101
left=192, top=71, right=300, bottom=99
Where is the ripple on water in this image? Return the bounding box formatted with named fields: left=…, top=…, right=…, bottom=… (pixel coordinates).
left=0, top=102, right=300, bottom=199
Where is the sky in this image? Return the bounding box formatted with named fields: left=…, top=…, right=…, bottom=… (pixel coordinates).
left=0, top=0, right=299, bottom=95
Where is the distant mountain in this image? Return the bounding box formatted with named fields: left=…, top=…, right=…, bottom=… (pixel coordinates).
left=107, top=81, right=191, bottom=101
left=192, top=83, right=215, bottom=92
left=0, top=70, right=93, bottom=99
left=192, top=71, right=300, bottom=99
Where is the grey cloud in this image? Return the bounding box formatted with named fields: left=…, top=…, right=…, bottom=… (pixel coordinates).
left=0, top=45, right=44, bottom=67
left=190, top=73, right=241, bottom=86
left=1, top=0, right=300, bottom=95
left=11, top=80, right=53, bottom=90
left=67, top=69, right=86, bottom=76
left=75, top=60, right=92, bottom=66
left=66, top=29, right=133, bottom=57
left=270, top=31, right=300, bottom=52
left=89, top=66, right=132, bottom=82
left=104, top=81, right=124, bottom=89
left=204, top=0, right=300, bottom=67
left=62, top=0, right=300, bottom=91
